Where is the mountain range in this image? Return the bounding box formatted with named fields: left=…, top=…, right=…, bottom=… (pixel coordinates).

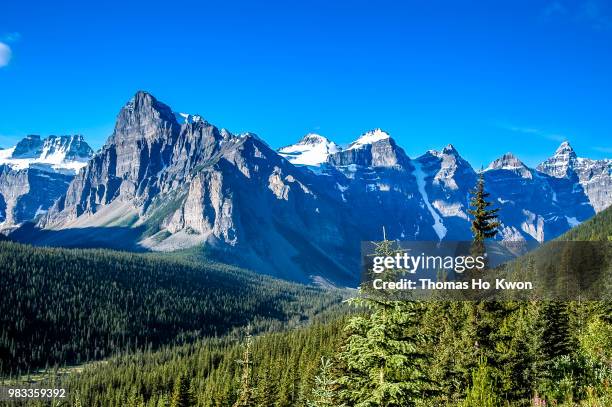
left=2, top=91, right=610, bottom=284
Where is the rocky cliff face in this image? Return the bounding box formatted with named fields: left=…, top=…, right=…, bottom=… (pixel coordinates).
left=8, top=91, right=612, bottom=284
left=0, top=165, right=73, bottom=231
left=33, top=92, right=355, bottom=283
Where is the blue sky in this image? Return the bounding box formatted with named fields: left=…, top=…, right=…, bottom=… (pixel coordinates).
left=1, top=0, right=611, bottom=167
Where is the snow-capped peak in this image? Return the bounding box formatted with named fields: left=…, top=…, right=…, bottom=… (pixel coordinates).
left=0, top=135, right=93, bottom=174
left=299, top=133, right=331, bottom=146
left=174, top=112, right=203, bottom=125
left=537, top=141, right=578, bottom=178
left=278, top=133, right=340, bottom=166
left=441, top=144, right=459, bottom=155
left=554, top=141, right=574, bottom=155
left=552, top=141, right=577, bottom=161
left=486, top=153, right=532, bottom=178
left=347, top=129, right=390, bottom=150
left=487, top=153, right=526, bottom=170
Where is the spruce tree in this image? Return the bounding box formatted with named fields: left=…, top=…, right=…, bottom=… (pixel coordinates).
left=540, top=301, right=573, bottom=361
left=233, top=328, right=256, bottom=407
left=460, top=357, right=501, bottom=407
left=465, top=172, right=508, bottom=400
left=170, top=374, right=193, bottom=407
left=338, top=233, right=434, bottom=406
left=307, top=357, right=343, bottom=407
left=468, top=173, right=500, bottom=257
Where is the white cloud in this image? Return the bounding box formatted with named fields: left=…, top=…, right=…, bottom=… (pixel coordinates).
left=495, top=122, right=567, bottom=143
left=0, top=42, right=12, bottom=67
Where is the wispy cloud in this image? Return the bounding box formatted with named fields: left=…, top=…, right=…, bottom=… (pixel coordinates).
left=1, top=32, right=21, bottom=43
left=0, top=42, right=12, bottom=68
left=496, top=123, right=567, bottom=143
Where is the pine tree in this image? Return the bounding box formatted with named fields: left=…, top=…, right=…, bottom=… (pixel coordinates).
left=461, top=357, right=501, bottom=407
left=468, top=173, right=500, bottom=257
left=170, top=374, right=193, bottom=407
left=464, top=173, right=508, bottom=401
left=307, top=357, right=343, bottom=407
left=232, top=328, right=256, bottom=407
left=540, top=301, right=573, bottom=361
left=338, top=233, right=434, bottom=406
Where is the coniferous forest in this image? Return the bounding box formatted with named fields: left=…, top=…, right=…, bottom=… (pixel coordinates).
left=1, top=207, right=611, bottom=406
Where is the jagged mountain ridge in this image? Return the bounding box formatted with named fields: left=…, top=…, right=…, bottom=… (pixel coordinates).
left=8, top=91, right=612, bottom=284
left=0, top=134, right=93, bottom=173
left=0, top=135, right=93, bottom=232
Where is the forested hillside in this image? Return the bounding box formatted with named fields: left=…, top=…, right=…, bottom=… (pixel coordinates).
left=55, top=207, right=612, bottom=406
left=0, top=242, right=345, bottom=376
left=560, top=205, right=612, bottom=241
left=62, top=318, right=347, bottom=407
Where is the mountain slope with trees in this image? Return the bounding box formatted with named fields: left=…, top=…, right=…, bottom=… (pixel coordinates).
left=0, top=241, right=345, bottom=376
left=55, top=179, right=612, bottom=406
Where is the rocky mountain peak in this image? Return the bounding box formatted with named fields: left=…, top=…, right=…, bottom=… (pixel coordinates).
left=441, top=144, right=459, bottom=155
left=537, top=141, right=578, bottom=178
left=328, top=130, right=408, bottom=169
left=487, top=152, right=532, bottom=178
left=347, top=128, right=390, bottom=150
left=488, top=152, right=525, bottom=169
left=299, top=133, right=330, bottom=145
left=0, top=134, right=93, bottom=174
left=554, top=141, right=576, bottom=157
left=109, top=91, right=179, bottom=146
left=12, top=135, right=43, bottom=158
left=278, top=133, right=339, bottom=166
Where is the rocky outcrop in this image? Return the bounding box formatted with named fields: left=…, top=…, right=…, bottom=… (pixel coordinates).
left=0, top=165, right=72, bottom=231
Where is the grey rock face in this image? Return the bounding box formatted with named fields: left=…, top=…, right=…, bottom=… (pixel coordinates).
left=0, top=165, right=72, bottom=231
left=328, top=133, right=410, bottom=169
left=11, top=134, right=92, bottom=162
left=0, top=134, right=93, bottom=232
left=537, top=141, right=612, bottom=212
left=34, top=92, right=356, bottom=283
left=413, top=146, right=476, bottom=240
left=537, top=141, right=577, bottom=178
left=12, top=135, right=44, bottom=158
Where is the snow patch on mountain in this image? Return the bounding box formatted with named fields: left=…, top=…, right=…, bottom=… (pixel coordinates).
left=432, top=200, right=468, bottom=220
left=0, top=135, right=93, bottom=174
left=347, top=129, right=390, bottom=150
left=278, top=133, right=340, bottom=166
left=412, top=160, right=447, bottom=240
left=174, top=112, right=203, bottom=125
left=565, top=216, right=581, bottom=227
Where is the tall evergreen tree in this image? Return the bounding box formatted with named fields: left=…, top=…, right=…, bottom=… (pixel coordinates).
left=468, top=173, right=500, bottom=257
left=338, top=233, right=434, bottom=406
left=233, top=328, right=256, bottom=407
left=307, top=357, right=343, bottom=407
left=461, top=357, right=501, bottom=407
left=540, top=301, right=573, bottom=361
left=170, top=374, right=193, bottom=407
